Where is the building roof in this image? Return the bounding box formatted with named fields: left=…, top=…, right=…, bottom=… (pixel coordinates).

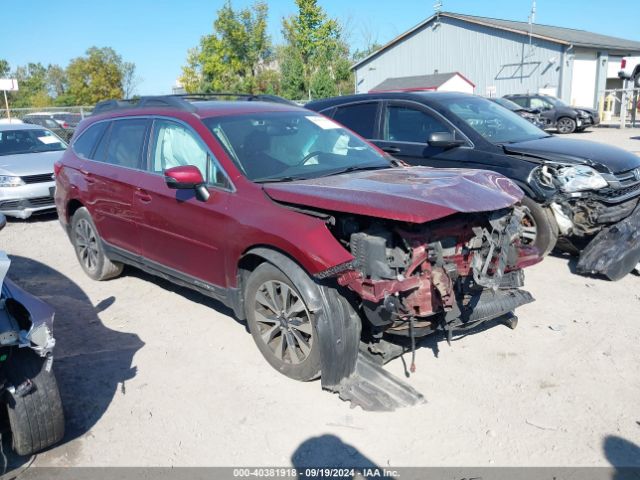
left=369, top=72, right=474, bottom=92
left=352, top=12, right=640, bottom=70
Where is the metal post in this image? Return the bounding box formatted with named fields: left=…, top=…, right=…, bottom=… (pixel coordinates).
left=620, top=80, right=628, bottom=129
left=3, top=90, right=10, bottom=122
left=632, top=89, right=638, bottom=128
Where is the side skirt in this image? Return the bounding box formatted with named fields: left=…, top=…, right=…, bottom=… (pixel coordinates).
left=102, top=242, right=243, bottom=317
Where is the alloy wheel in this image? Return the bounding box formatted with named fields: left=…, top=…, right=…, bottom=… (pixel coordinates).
left=253, top=280, right=313, bottom=365
left=557, top=118, right=575, bottom=134
left=74, top=218, right=99, bottom=272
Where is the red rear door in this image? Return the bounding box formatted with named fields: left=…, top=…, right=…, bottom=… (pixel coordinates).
left=84, top=118, right=150, bottom=255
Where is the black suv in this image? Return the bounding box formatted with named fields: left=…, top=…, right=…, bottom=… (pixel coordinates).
left=504, top=94, right=599, bottom=134
left=306, top=92, right=640, bottom=279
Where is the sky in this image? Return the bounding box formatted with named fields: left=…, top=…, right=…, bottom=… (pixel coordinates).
left=1, top=0, right=639, bottom=96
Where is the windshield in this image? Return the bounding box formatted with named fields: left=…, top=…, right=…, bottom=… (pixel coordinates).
left=204, top=111, right=390, bottom=182
left=442, top=97, right=548, bottom=144
left=545, top=96, right=568, bottom=107
left=0, top=128, right=67, bottom=156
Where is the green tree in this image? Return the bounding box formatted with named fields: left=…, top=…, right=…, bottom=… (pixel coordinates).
left=66, top=47, right=128, bottom=104
left=0, top=59, right=9, bottom=77
left=352, top=42, right=382, bottom=62
left=180, top=1, right=273, bottom=94
left=10, top=63, right=51, bottom=107
left=280, top=0, right=353, bottom=100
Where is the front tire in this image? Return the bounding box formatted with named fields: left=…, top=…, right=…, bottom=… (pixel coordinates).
left=5, top=350, right=65, bottom=456
left=244, top=262, right=321, bottom=381
left=520, top=196, right=559, bottom=257
left=71, top=207, right=123, bottom=281
left=556, top=117, right=577, bottom=134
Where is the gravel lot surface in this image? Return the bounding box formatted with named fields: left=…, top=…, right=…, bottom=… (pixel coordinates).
left=1, top=128, right=639, bottom=474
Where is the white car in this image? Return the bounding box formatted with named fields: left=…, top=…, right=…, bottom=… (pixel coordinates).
left=0, top=123, right=66, bottom=218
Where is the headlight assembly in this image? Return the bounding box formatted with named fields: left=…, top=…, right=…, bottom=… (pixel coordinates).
left=0, top=176, right=25, bottom=187
left=556, top=165, right=608, bottom=192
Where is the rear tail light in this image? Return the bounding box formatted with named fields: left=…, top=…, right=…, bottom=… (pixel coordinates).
left=621, top=59, right=627, bottom=69
left=62, top=122, right=69, bottom=128
left=53, top=161, right=62, bottom=177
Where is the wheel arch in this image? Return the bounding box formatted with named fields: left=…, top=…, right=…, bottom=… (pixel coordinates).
left=236, top=246, right=324, bottom=312
left=66, top=198, right=85, bottom=223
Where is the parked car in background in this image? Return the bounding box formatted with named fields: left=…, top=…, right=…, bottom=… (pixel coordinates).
left=0, top=123, right=66, bottom=219
left=22, top=115, right=73, bottom=141
left=50, top=112, right=83, bottom=129
left=0, top=216, right=65, bottom=455
left=618, top=56, right=640, bottom=86
left=306, top=92, right=640, bottom=279
left=488, top=97, right=545, bottom=128
left=504, top=94, right=599, bottom=134
left=55, top=95, right=539, bottom=410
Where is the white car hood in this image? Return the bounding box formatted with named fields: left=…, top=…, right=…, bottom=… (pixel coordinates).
left=0, top=150, right=64, bottom=177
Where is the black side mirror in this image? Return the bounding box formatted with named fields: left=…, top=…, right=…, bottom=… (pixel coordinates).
left=530, top=108, right=541, bottom=114
left=427, top=132, right=466, bottom=149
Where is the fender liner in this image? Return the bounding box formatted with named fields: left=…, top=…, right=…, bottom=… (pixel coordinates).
left=244, top=247, right=424, bottom=410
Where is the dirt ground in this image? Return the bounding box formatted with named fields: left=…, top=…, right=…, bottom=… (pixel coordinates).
left=1, top=128, right=639, bottom=473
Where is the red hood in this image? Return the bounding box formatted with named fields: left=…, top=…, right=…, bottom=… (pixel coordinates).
left=263, top=167, right=524, bottom=223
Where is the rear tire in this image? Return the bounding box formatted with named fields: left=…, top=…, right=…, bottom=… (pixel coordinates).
left=5, top=350, right=65, bottom=456
left=244, top=262, right=321, bottom=381
left=521, top=196, right=559, bottom=257
left=71, top=207, right=123, bottom=281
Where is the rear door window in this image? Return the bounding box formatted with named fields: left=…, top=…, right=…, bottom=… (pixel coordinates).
left=100, top=119, right=150, bottom=169
left=331, top=102, right=378, bottom=138
left=73, top=122, right=109, bottom=159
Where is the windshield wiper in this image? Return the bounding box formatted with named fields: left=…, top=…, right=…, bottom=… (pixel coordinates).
left=317, top=164, right=391, bottom=178
left=253, top=175, right=309, bottom=183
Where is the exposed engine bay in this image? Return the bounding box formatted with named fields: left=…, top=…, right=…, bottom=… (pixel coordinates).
left=318, top=206, right=538, bottom=349
left=534, top=163, right=640, bottom=239
left=528, top=162, right=640, bottom=279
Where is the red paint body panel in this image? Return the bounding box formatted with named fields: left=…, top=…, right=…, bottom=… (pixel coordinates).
left=56, top=102, right=528, bottom=299
left=264, top=167, right=524, bottom=223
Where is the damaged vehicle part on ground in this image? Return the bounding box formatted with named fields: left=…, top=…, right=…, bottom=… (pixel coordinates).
left=0, top=216, right=64, bottom=456
left=306, top=92, right=640, bottom=279
left=56, top=96, right=539, bottom=411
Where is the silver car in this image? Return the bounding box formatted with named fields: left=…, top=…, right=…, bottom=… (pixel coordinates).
left=0, top=123, right=66, bottom=219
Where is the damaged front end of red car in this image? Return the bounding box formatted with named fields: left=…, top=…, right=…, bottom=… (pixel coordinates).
left=264, top=167, right=541, bottom=410
left=322, top=206, right=538, bottom=349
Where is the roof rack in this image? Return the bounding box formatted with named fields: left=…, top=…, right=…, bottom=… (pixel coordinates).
left=91, top=93, right=296, bottom=116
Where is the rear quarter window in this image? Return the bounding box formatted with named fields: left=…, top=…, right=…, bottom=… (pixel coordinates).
left=73, top=122, right=108, bottom=159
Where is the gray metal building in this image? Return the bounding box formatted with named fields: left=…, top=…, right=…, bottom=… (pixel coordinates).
left=352, top=12, right=640, bottom=108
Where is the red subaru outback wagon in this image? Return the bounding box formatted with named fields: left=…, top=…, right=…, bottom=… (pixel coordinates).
left=55, top=95, right=540, bottom=410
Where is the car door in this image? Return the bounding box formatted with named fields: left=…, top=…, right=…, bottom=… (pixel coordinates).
left=530, top=96, right=555, bottom=125
left=135, top=118, right=233, bottom=288
left=373, top=101, right=471, bottom=168
left=82, top=118, right=149, bottom=255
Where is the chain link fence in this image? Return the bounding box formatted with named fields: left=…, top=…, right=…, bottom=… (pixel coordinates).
left=0, top=105, right=93, bottom=123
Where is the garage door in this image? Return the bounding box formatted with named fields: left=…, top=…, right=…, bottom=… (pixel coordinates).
left=570, top=50, right=598, bottom=108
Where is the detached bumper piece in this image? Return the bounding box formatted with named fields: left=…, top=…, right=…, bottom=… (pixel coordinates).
left=576, top=204, right=640, bottom=281
left=336, top=353, right=425, bottom=412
